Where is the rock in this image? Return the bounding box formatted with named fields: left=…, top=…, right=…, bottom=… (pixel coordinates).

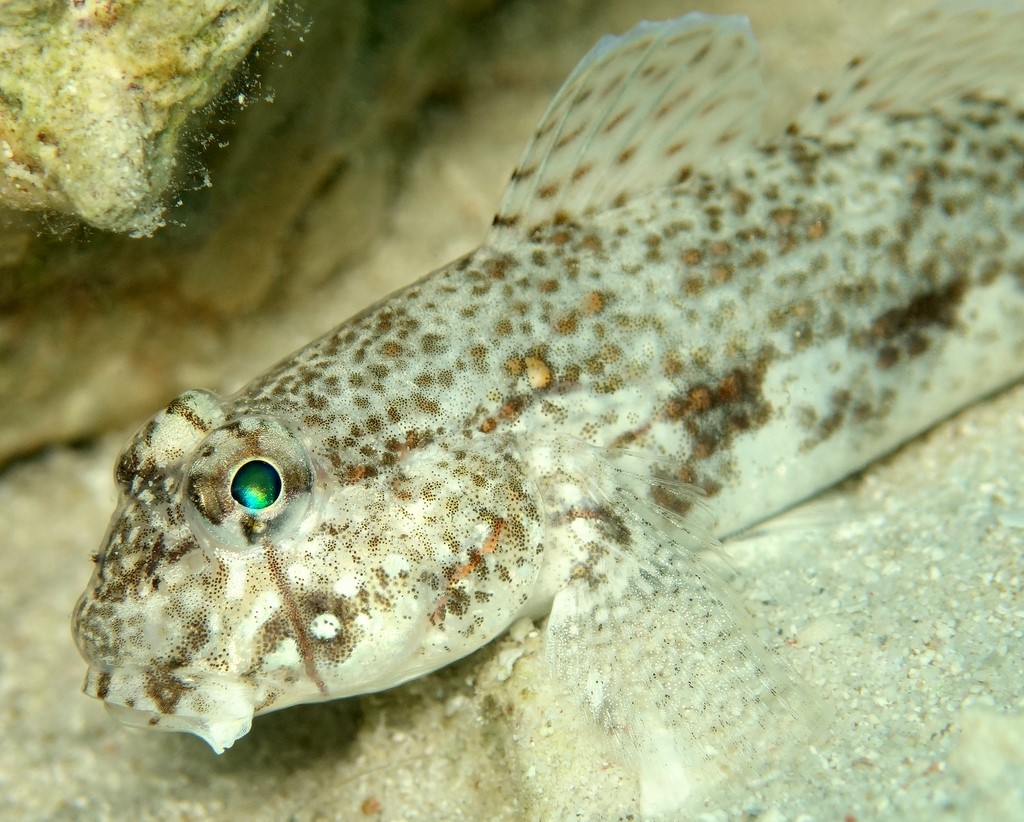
left=0, top=0, right=276, bottom=235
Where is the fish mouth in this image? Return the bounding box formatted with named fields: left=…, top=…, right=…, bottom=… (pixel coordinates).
left=73, top=584, right=258, bottom=753
left=81, top=664, right=256, bottom=754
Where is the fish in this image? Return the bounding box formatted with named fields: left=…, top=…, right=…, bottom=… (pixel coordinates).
left=73, top=3, right=1024, bottom=815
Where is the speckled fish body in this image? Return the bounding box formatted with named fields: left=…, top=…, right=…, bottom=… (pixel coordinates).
left=74, top=4, right=1024, bottom=812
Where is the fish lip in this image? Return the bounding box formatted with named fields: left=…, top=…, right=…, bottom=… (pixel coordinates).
left=81, top=664, right=256, bottom=754
left=102, top=701, right=253, bottom=754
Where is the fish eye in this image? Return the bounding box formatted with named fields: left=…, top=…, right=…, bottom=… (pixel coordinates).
left=231, top=460, right=283, bottom=510
left=185, top=416, right=313, bottom=550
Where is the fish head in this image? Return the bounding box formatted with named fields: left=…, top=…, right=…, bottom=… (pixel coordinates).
left=73, top=388, right=546, bottom=752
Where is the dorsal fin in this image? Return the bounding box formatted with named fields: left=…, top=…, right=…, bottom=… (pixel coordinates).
left=797, top=1, right=1024, bottom=140
left=487, top=13, right=763, bottom=249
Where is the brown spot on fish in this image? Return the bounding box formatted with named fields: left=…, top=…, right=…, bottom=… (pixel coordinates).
left=165, top=397, right=210, bottom=432
left=581, top=291, right=605, bottom=314
left=682, top=248, right=702, bottom=265
left=144, top=667, right=191, bottom=715
left=572, top=163, right=593, bottom=181
left=865, top=275, right=968, bottom=368
left=665, top=139, right=688, bottom=157
left=603, top=107, right=634, bottom=133
left=492, top=213, right=521, bottom=229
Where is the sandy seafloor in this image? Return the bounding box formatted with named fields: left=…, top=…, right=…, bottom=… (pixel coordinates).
left=2, top=1, right=1023, bottom=820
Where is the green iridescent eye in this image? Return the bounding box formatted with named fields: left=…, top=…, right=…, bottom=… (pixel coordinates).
left=187, top=416, right=312, bottom=550
left=230, top=460, right=282, bottom=510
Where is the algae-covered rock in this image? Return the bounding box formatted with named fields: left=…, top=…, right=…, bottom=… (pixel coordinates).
left=0, top=0, right=274, bottom=235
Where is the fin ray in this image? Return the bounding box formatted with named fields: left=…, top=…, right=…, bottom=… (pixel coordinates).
left=798, top=1, right=1024, bottom=139
left=543, top=443, right=825, bottom=814
left=488, top=13, right=764, bottom=248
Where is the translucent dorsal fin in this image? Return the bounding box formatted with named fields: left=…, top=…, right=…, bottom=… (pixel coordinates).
left=797, top=1, right=1024, bottom=140
left=487, top=13, right=763, bottom=248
